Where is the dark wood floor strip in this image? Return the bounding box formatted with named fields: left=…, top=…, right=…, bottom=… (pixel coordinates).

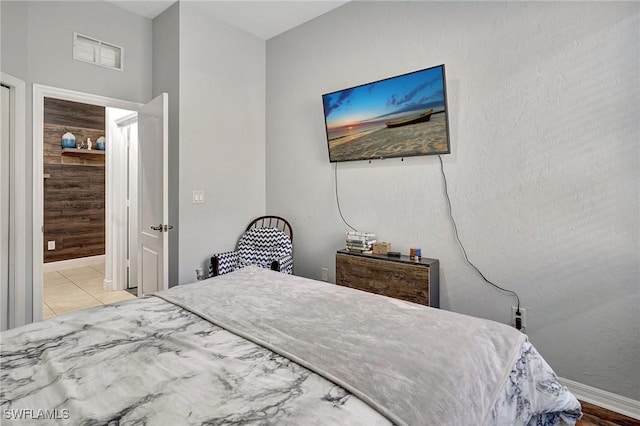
left=577, top=401, right=640, bottom=426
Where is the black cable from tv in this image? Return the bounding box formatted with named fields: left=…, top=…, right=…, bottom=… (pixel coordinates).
left=334, top=162, right=358, bottom=232
left=437, top=155, right=521, bottom=313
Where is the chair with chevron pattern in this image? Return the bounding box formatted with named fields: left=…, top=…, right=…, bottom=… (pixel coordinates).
left=209, top=216, right=293, bottom=277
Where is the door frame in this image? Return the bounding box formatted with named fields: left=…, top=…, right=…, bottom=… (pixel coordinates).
left=105, top=109, right=139, bottom=292
left=110, top=108, right=138, bottom=290
left=32, top=84, right=142, bottom=322
left=113, top=113, right=139, bottom=290
left=1, top=73, right=26, bottom=329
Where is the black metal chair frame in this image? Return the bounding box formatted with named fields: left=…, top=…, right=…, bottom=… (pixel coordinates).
left=245, top=216, right=293, bottom=241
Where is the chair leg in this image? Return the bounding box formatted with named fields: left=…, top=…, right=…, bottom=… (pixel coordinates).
left=211, top=257, right=221, bottom=277
left=270, top=261, right=280, bottom=272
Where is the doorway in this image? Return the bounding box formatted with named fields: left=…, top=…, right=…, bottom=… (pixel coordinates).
left=40, top=98, right=139, bottom=318
left=32, top=85, right=143, bottom=322
left=32, top=86, right=169, bottom=323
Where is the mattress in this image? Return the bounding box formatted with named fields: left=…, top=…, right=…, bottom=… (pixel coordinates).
left=0, top=266, right=581, bottom=425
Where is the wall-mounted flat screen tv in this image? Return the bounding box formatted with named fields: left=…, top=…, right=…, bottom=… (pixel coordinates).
left=322, top=64, right=450, bottom=162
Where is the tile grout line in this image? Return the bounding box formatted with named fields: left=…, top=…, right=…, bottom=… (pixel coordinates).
left=70, top=275, right=105, bottom=303
left=44, top=266, right=106, bottom=318
left=44, top=301, right=58, bottom=316
left=43, top=265, right=136, bottom=319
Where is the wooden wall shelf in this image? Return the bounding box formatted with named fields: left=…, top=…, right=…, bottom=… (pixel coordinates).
left=62, top=148, right=105, bottom=156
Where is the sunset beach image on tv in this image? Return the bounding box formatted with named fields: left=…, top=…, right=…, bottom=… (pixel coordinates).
left=322, top=64, right=450, bottom=162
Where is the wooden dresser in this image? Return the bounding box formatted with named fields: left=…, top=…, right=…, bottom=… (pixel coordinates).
left=335, top=250, right=439, bottom=307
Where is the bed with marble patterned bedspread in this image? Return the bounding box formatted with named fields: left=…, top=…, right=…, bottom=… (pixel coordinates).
left=0, top=266, right=581, bottom=425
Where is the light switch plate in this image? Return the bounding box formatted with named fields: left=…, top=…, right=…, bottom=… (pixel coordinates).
left=192, top=190, right=205, bottom=204
left=48, top=241, right=55, bottom=250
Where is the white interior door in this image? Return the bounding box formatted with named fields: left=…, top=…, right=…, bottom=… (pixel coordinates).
left=1, top=84, right=10, bottom=331
left=138, top=93, right=168, bottom=295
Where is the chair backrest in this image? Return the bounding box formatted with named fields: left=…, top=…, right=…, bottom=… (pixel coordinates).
left=237, top=227, right=292, bottom=268
left=246, top=216, right=293, bottom=241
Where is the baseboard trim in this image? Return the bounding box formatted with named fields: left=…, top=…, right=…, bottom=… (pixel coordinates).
left=103, top=279, right=114, bottom=292
left=560, top=377, right=640, bottom=420
left=43, top=255, right=105, bottom=273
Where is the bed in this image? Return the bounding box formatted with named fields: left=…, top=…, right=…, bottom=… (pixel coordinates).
left=1, top=266, right=581, bottom=425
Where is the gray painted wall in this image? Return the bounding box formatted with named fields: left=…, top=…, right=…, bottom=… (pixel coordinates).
left=152, top=2, right=180, bottom=287
left=0, top=1, right=28, bottom=79
left=0, top=0, right=153, bottom=321
left=266, top=1, right=639, bottom=399
left=177, top=2, right=266, bottom=284
left=23, top=1, right=152, bottom=102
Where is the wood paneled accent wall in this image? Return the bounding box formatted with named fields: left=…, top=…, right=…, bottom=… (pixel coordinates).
left=43, top=98, right=106, bottom=263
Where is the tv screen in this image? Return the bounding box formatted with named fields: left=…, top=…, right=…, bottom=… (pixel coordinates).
left=322, top=64, right=450, bottom=162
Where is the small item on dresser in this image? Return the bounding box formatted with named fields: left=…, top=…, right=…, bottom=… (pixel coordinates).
left=410, top=247, right=422, bottom=261
left=372, top=242, right=391, bottom=255
left=345, top=231, right=376, bottom=253
left=387, top=251, right=401, bottom=258
left=86, top=137, right=92, bottom=150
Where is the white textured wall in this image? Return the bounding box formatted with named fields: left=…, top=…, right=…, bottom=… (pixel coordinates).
left=266, top=1, right=639, bottom=399
left=178, top=2, right=266, bottom=284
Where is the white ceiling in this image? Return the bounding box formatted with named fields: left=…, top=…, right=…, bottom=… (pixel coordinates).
left=107, top=1, right=349, bottom=40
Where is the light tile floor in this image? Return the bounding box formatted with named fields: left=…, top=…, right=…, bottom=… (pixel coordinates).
left=43, top=264, right=137, bottom=319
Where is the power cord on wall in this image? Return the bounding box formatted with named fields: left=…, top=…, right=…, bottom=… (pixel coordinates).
left=437, top=155, right=522, bottom=327
left=333, top=156, right=522, bottom=329
left=334, top=162, right=358, bottom=232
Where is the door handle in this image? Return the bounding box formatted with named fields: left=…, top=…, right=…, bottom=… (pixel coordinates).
left=164, top=224, right=174, bottom=232
left=150, top=224, right=163, bottom=231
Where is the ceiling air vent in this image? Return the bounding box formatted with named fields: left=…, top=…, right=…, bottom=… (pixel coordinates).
left=73, top=33, right=123, bottom=71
